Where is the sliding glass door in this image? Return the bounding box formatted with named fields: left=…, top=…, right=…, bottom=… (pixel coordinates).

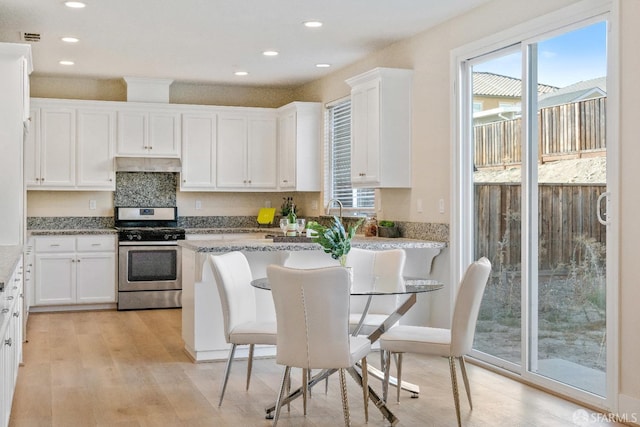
left=462, top=17, right=610, bottom=400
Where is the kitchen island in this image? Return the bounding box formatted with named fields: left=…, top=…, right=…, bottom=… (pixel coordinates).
left=179, top=235, right=447, bottom=362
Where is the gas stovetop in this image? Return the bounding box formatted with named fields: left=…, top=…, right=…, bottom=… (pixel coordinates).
left=117, top=227, right=186, bottom=242
left=115, top=207, right=185, bottom=242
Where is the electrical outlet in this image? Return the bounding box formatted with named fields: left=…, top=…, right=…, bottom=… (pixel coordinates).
left=264, top=200, right=272, bottom=208
left=417, top=198, right=423, bottom=213
left=311, top=200, right=318, bottom=210
left=195, top=200, right=202, bottom=210
left=89, top=200, right=96, bottom=210
left=439, top=198, right=445, bottom=214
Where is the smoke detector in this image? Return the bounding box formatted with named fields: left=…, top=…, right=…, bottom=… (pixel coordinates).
left=21, top=32, right=41, bottom=43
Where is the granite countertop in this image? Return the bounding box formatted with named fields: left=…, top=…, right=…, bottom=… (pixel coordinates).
left=0, top=246, right=23, bottom=292
left=179, top=235, right=447, bottom=253
left=28, top=228, right=117, bottom=236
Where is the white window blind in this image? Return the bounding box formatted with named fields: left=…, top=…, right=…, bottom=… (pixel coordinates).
left=326, top=99, right=375, bottom=210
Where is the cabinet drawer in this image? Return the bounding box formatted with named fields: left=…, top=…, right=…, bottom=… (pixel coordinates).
left=76, top=236, right=116, bottom=252
left=35, top=237, right=75, bottom=252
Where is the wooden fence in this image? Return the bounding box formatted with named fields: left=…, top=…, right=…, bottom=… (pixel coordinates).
left=474, top=97, right=606, bottom=168
left=475, top=183, right=606, bottom=270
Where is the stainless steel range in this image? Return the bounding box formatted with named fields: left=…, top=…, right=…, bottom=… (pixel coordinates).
left=115, top=207, right=185, bottom=310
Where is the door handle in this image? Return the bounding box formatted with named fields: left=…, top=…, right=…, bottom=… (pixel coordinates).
left=597, top=191, right=610, bottom=225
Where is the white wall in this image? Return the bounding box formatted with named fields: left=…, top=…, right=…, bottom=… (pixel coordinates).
left=618, top=0, right=640, bottom=415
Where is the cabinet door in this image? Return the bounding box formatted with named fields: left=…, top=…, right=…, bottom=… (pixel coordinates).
left=181, top=113, right=217, bottom=190
left=35, top=254, right=75, bottom=305
left=77, top=108, right=115, bottom=189
left=277, top=111, right=296, bottom=189
left=351, top=81, right=380, bottom=186
left=116, top=110, right=148, bottom=155
left=148, top=112, right=181, bottom=156
left=40, top=108, right=76, bottom=187
left=76, top=253, right=116, bottom=303
left=247, top=116, right=277, bottom=189
left=216, top=113, right=247, bottom=188
left=24, top=108, right=40, bottom=187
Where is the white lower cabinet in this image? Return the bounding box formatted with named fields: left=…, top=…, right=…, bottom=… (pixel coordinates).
left=34, top=235, right=116, bottom=307
left=1, top=257, right=23, bottom=427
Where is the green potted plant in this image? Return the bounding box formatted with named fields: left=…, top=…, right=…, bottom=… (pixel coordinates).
left=377, top=220, right=400, bottom=238
left=307, top=216, right=364, bottom=266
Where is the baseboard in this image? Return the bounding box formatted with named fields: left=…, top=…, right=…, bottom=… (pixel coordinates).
left=29, top=303, right=117, bottom=313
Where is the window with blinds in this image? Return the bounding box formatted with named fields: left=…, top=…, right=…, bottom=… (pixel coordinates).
left=325, top=99, right=375, bottom=210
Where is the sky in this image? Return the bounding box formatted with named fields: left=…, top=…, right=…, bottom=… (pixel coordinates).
left=474, top=21, right=607, bottom=88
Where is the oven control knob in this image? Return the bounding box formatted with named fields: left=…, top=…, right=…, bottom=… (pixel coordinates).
left=127, top=235, right=134, bottom=240
left=136, top=235, right=141, bottom=240
left=164, top=234, right=170, bottom=240
left=172, top=234, right=179, bottom=240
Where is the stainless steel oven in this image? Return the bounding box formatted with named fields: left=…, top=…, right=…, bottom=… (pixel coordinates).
left=116, top=207, right=185, bottom=310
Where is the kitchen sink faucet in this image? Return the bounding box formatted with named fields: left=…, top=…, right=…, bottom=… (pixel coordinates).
left=325, top=198, right=344, bottom=219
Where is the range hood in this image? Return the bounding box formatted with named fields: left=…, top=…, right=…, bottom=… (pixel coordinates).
left=115, top=157, right=181, bottom=172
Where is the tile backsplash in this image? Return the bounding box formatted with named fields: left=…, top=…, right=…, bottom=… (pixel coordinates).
left=114, top=172, right=177, bottom=207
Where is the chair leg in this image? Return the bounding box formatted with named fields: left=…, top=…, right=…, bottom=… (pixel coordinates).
left=246, top=344, right=254, bottom=391
left=448, top=356, right=462, bottom=427
left=302, top=368, right=308, bottom=416
left=458, top=356, right=473, bottom=409
left=361, top=356, right=369, bottom=423
left=273, top=366, right=291, bottom=427
left=339, top=368, right=351, bottom=427
left=382, top=350, right=391, bottom=403
left=396, top=353, right=403, bottom=403
left=218, top=343, right=237, bottom=407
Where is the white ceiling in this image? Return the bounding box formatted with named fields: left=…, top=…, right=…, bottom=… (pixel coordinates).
left=0, top=0, right=491, bottom=88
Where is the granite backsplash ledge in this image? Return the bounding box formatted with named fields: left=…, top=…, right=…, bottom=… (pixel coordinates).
left=28, top=216, right=114, bottom=230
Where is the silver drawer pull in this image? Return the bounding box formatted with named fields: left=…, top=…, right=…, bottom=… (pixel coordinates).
left=6, top=296, right=14, bottom=300
left=91, top=243, right=101, bottom=246
left=50, top=244, right=61, bottom=247
left=4, top=338, right=12, bottom=347
left=1, top=308, right=8, bottom=314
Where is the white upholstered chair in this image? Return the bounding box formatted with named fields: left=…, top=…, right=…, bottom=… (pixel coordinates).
left=210, top=251, right=277, bottom=407
left=267, top=265, right=372, bottom=426
left=379, top=257, right=491, bottom=427
left=346, top=248, right=407, bottom=336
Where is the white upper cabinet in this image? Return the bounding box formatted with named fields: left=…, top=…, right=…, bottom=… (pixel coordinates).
left=276, top=102, right=322, bottom=191
left=180, top=111, right=217, bottom=190
left=116, top=107, right=181, bottom=157
left=216, top=111, right=277, bottom=190
left=76, top=108, right=116, bottom=189
left=346, top=67, right=413, bottom=188
left=27, top=99, right=115, bottom=190
left=27, top=107, right=76, bottom=188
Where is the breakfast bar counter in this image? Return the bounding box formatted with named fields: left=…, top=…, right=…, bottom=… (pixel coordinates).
left=179, top=235, right=446, bottom=362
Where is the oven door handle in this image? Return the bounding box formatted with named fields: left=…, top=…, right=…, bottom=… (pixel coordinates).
left=118, top=241, right=180, bottom=246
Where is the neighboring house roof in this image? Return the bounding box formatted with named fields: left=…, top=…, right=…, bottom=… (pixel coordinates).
left=473, top=72, right=557, bottom=97
left=537, top=76, right=606, bottom=108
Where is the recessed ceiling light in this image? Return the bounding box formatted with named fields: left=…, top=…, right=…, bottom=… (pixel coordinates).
left=234, top=71, right=248, bottom=76
left=303, top=21, right=323, bottom=28
left=59, top=60, right=75, bottom=66
left=61, top=36, right=79, bottom=43
left=263, top=50, right=279, bottom=57
left=64, top=1, right=86, bottom=8
left=316, top=63, right=331, bottom=68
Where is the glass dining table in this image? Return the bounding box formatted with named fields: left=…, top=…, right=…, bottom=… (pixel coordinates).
left=251, top=276, right=444, bottom=425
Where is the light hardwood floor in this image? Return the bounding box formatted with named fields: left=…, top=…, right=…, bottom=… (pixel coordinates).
left=9, top=309, right=625, bottom=427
